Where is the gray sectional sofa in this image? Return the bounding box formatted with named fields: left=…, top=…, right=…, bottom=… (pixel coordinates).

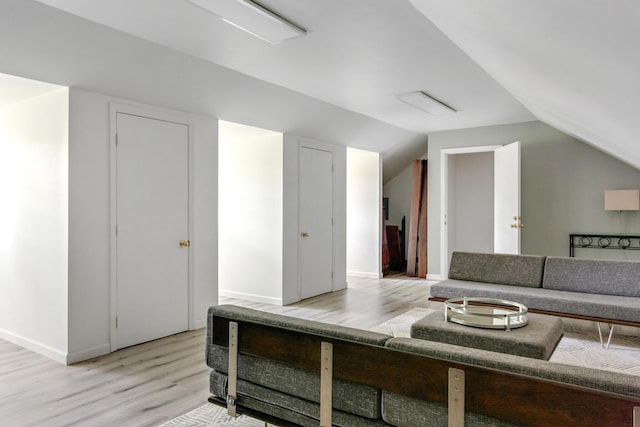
left=206, top=304, right=640, bottom=427
left=429, top=252, right=640, bottom=330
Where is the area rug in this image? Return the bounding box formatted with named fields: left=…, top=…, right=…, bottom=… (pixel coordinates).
left=371, top=307, right=640, bottom=376
left=158, top=404, right=266, bottom=426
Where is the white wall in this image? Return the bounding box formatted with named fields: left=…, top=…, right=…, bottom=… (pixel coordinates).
left=282, top=134, right=300, bottom=305
left=218, top=121, right=283, bottom=304
left=0, top=0, right=371, bottom=360
left=66, top=89, right=218, bottom=363
left=0, top=88, right=69, bottom=362
left=347, top=148, right=382, bottom=278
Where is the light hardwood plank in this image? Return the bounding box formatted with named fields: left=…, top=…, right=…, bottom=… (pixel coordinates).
left=0, top=274, right=437, bottom=426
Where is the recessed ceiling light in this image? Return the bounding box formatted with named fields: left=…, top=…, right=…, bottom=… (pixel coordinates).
left=187, top=0, right=306, bottom=44
left=396, top=91, right=456, bottom=116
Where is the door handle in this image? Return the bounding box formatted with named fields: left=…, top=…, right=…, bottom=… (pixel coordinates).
left=301, top=232, right=309, bottom=238
left=179, top=240, right=191, bottom=248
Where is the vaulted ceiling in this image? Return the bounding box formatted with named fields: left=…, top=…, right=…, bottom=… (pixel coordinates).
left=28, top=0, right=640, bottom=177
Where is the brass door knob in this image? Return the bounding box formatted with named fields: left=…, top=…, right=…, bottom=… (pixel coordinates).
left=301, top=232, right=309, bottom=238
left=179, top=240, right=191, bottom=248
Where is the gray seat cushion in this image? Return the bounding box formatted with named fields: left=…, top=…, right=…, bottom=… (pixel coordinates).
left=382, top=392, right=518, bottom=427
left=410, top=310, right=563, bottom=360
left=208, top=344, right=382, bottom=418
left=430, top=280, right=640, bottom=323
left=448, top=251, right=546, bottom=288
left=543, top=256, right=640, bottom=297
left=211, top=371, right=388, bottom=427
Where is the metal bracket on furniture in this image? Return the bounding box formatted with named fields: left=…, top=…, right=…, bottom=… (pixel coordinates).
left=448, top=367, right=465, bottom=427
left=596, top=322, right=615, bottom=349
left=320, top=342, right=333, bottom=427
left=227, top=321, right=238, bottom=417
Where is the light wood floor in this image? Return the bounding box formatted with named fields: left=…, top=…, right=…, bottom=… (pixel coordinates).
left=0, top=274, right=438, bottom=427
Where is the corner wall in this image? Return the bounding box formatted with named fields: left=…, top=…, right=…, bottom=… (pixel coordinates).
left=0, top=88, right=69, bottom=362
left=218, top=121, right=283, bottom=304
left=347, top=148, right=382, bottom=278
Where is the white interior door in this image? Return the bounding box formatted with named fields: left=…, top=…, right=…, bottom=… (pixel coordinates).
left=299, top=146, right=333, bottom=300
left=494, top=141, right=521, bottom=254
left=115, top=112, right=189, bottom=349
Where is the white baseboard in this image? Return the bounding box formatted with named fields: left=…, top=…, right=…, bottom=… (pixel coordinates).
left=191, top=319, right=206, bottom=330
left=0, top=327, right=67, bottom=365
left=219, top=289, right=282, bottom=305
left=66, top=344, right=110, bottom=365
left=427, top=273, right=445, bottom=281
left=347, top=271, right=381, bottom=279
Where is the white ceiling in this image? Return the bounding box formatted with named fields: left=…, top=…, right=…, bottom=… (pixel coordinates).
left=409, top=0, right=640, bottom=170
left=28, top=0, right=640, bottom=173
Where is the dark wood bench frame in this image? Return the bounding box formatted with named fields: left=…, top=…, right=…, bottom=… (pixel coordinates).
left=209, top=312, right=640, bottom=427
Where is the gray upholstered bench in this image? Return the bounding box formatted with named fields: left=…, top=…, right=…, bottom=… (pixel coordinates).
left=429, top=251, right=640, bottom=348
left=410, top=310, right=563, bottom=360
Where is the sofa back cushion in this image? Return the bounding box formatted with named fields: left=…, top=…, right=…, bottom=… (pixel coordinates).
left=542, top=256, right=640, bottom=297
left=448, top=251, right=546, bottom=288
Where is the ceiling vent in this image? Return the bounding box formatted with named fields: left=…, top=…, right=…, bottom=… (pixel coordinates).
left=396, top=91, right=456, bottom=116
left=187, top=0, right=306, bottom=44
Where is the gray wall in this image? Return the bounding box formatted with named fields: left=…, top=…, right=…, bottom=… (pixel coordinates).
left=449, top=152, right=494, bottom=255
left=428, top=121, right=640, bottom=278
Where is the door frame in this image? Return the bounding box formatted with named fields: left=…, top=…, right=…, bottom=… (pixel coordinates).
left=109, top=101, right=195, bottom=351
left=296, top=138, right=336, bottom=302
left=440, top=145, right=501, bottom=279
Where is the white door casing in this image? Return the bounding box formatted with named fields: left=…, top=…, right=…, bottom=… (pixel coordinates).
left=111, top=108, right=190, bottom=350
left=494, top=141, right=521, bottom=254
left=298, top=145, right=334, bottom=300
left=439, top=145, right=500, bottom=278
left=439, top=143, right=520, bottom=278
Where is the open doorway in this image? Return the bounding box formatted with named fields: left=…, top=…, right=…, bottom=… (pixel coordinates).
left=440, top=142, right=521, bottom=276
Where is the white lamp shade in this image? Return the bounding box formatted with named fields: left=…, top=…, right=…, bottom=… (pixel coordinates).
left=604, top=189, right=640, bottom=211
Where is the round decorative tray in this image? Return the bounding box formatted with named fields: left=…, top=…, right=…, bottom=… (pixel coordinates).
left=444, top=297, right=528, bottom=330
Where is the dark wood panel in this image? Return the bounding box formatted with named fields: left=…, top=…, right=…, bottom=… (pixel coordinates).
left=406, top=160, right=422, bottom=276
left=417, top=160, right=428, bottom=278
left=386, top=225, right=403, bottom=270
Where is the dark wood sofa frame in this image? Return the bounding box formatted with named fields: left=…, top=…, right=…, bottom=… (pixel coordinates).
left=208, top=311, right=640, bottom=427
